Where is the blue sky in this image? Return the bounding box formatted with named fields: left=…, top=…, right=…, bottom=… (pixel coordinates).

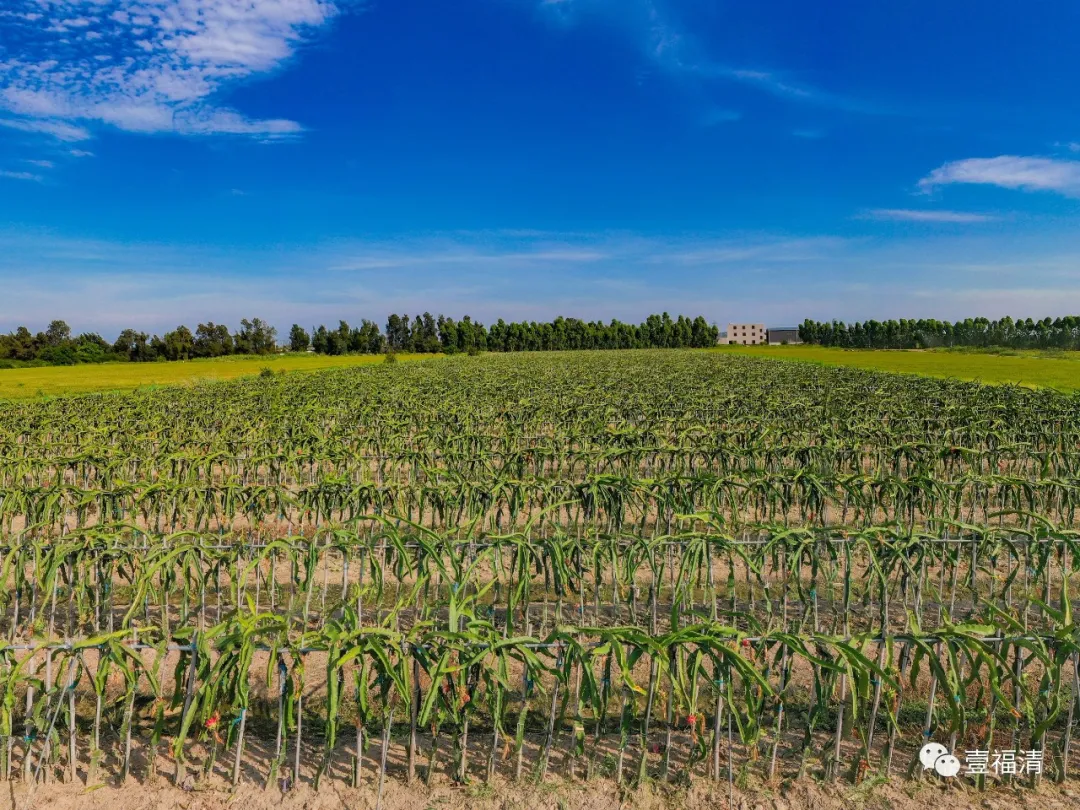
left=3, top=0, right=1080, bottom=336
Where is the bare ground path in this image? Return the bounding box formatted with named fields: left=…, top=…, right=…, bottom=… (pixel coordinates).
left=7, top=772, right=1080, bottom=810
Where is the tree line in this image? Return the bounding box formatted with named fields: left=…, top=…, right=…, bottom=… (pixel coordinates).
left=291, top=313, right=719, bottom=355
left=0, top=319, right=278, bottom=366
left=798, top=316, right=1080, bottom=350
left=0, top=313, right=719, bottom=366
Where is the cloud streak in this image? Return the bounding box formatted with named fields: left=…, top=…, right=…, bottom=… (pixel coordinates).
left=12, top=225, right=1080, bottom=336
left=0, top=228, right=854, bottom=333
left=919, top=156, right=1080, bottom=197
left=0, top=169, right=43, bottom=181
left=531, top=0, right=886, bottom=115
left=861, top=209, right=997, bottom=223
left=0, top=0, right=350, bottom=141
left=0, top=117, right=91, bottom=141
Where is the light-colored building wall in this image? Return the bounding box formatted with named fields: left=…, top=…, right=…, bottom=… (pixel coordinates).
left=723, top=323, right=766, bottom=345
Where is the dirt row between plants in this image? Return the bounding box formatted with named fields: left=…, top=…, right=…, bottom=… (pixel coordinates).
left=6, top=769, right=1080, bottom=810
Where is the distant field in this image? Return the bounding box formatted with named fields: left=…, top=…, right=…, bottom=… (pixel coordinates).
left=714, top=344, right=1080, bottom=391
left=3, top=345, right=1078, bottom=400
left=0, top=352, right=433, bottom=399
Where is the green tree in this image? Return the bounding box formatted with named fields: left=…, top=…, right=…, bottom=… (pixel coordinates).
left=73, top=333, right=114, bottom=363
left=113, top=329, right=156, bottom=362
left=234, top=318, right=278, bottom=355
left=325, top=329, right=346, bottom=355
left=0, top=327, right=36, bottom=361
left=438, top=316, right=458, bottom=353
left=45, top=319, right=72, bottom=346
left=194, top=323, right=234, bottom=357
left=289, top=324, right=311, bottom=352
left=161, top=326, right=195, bottom=360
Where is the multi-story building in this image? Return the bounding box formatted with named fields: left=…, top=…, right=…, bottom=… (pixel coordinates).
left=724, top=323, right=766, bottom=345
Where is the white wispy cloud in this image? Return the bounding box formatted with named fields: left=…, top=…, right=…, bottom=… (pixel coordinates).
left=328, top=247, right=611, bottom=272
left=703, top=67, right=887, bottom=114
left=919, top=156, right=1080, bottom=197
left=0, top=169, right=43, bottom=181
left=8, top=225, right=1080, bottom=336
left=531, top=0, right=885, bottom=115
left=0, top=228, right=853, bottom=333
left=0, top=117, right=91, bottom=141
left=25, top=159, right=54, bottom=169
left=650, top=237, right=848, bottom=265
left=861, top=209, right=997, bottom=223
left=0, top=0, right=349, bottom=141
left=68, top=149, right=94, bottom=157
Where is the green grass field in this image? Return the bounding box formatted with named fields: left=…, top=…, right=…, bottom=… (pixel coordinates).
left=714, top=344, right=1080, bottom=391
left=2, top=345, right=1078, bottom=400
left=0, top=352, right=433, bottom=399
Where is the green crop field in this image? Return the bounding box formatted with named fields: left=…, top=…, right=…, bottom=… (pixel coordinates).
left=4, top=344, right=1079, bottom=401
left=1, top=349, right=1079, bottom=797
left=0, top=351, right=433, bottom=399
left=714, top=343, right=1080, bottom=391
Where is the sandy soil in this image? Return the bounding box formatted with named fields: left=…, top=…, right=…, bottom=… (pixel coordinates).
left=6, top=769, right=1080, bottom=810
